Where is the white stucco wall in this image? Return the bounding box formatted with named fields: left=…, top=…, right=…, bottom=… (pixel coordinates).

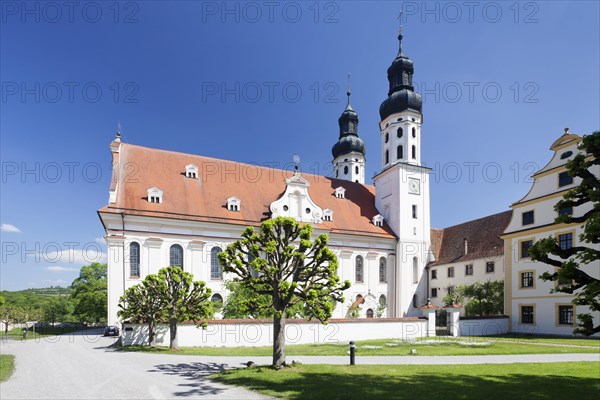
left=458, top=317, right=509, bottom=336
left=122, top=318, right=428, bottom=347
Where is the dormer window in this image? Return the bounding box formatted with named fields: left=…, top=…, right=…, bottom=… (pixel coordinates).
left=185, top=164, right=198, bottom=179
left=227, top=196, right=241, bottom=212
left=323, top=208, right=333, bottom=222
left=147, top=187, right=163, bottom=204
left=334, top=187, right=346, bottom=199
left=373, top=214, right=384, bottom=227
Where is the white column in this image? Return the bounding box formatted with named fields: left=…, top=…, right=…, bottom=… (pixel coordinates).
left=106, top=236, right=125, bottom=326
left=448, top=309, right=461, bottom=337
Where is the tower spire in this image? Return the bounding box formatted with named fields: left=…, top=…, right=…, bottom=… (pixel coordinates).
left=397, top=10, right=404, bottom=56
left=346, top=73, right=352, bottom=109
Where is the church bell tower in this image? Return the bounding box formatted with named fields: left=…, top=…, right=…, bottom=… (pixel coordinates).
left=331, top=75, right=366, bottom=184
left=374, top=19, right=432, bottom=318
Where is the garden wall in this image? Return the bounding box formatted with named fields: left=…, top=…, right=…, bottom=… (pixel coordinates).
left=457, top=316, right=509, bottom=336
left=122, top=318, right=428, bottom=347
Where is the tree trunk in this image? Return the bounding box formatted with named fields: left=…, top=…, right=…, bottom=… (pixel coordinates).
left=148, top=320, right=156, bottom=347
left=169, top=318, right=178, bottom=350
left=272, top=315, right=286, bottom=368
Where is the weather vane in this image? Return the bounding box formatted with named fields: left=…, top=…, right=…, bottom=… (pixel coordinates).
left=293, top=154, right=300, bottom=172
left=397, top=10, right=403, bottom=35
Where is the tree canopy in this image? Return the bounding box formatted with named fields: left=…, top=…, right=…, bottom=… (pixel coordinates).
left=70, top=263, right=107, bottom=322
left=530, top=131, right=600, bottom=335
left=219, top=217, right=350, bottom=368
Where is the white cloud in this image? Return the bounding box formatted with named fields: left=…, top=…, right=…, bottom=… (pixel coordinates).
left=1, top=223, right=22, bottom=233
left=95, top=237, right=106, bottom=245
left=28, top=247, right=107, bottom=265
left=46, top=266, right=79, bottom=273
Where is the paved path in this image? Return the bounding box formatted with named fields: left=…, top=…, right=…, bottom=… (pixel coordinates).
left=1, top=331, right=598, bottom=400
left=0, top=330, right=271, bottom=400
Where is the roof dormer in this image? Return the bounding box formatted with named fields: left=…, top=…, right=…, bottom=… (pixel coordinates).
left=147, top=187, right=163, bottom=204
left=373, top=214, right=384, bottom=227
left=323, top=208, right=334, bottom=222
left=334, top=186, right=346, bottom=199
left=227, top=196, right=241, bottom=212
left=185, top=164, right=198, bottom=179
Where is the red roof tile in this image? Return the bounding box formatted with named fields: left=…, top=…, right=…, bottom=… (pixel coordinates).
left=99, top=143, right=395, bottom=239
left=430, top=210, right=512, bottom=266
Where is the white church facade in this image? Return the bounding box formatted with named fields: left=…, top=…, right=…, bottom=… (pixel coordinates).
left=99, top=26, right=599, bottom=337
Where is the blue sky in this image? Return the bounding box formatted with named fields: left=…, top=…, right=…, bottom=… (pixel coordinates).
left=1, top=1, right=598, bottom=290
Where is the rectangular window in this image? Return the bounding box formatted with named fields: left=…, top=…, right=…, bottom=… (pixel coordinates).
left=520, top=240, right=533, bottom=259
left=447, top=285, right=454, bottom=294
left=558, top=171, right=574, bottom=187
left=558, top=233, right=573, bottom=250
left=559, top=206, right=573, bottom=217
left=522, top=211, right=534, bottom=225
left=521, top=271, right=534, bottom=288
left=558, top=305, right=574, bottom=325
left=486, top=261, right=495, bottom=273
left=431, top=288, right=438, bottom=298
left=448, top=267, right=454, bottom=278
left=431, top=269, right=437, bottom=280
left=465, top=264, right=473, bottom=276
left=521, top=305, right=534, bottom=324
left=412, top=205, right=417, bottom=219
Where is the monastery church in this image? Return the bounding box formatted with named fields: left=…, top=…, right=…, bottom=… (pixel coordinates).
left=99, top=26, right=599, bottom=337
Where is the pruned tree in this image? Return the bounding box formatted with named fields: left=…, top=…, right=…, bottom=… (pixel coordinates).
left=0, top=303, right=19, bottom=337
left=218, top=217, right=351, bottom=368
left=158, top=266, right=213, bottom=350
left=530, top=131, right=600, bottom=335
left=118, top=274, right=166, bottom=346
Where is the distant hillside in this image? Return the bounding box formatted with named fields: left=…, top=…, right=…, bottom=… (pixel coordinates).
left=1, top=287, right=72, bottom=308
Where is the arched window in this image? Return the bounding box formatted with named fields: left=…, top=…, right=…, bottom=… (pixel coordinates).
left=379, top=257, right=387, bottom=283
left=169, top=244, right=183, bottom=268
left=211, top=293, right=223, bottom=308
left=385, top=132, right=389, bottom=143
left=355, top=165, right=359, bottom=175
left=129, top=242, right=140, bottom=277
left=344, top=166, right=349, bottom=175
left=211, top=246, right=223, bottom=279
left=412, top=257, right=418, bottom=283
left=379, top=295, right=387, bottom=307
left=412, top=127, right=416, bottom=138
left=248, top=252, right=259, bottom=278
left=385, top=150, right=389, bottom=164
left=397, top=127, right=403, bottom=138
left=411, top=145, right=416, bottom=159
left=412, top=294, right=418, bottom=308
left=396, top=145, right=403, bottom=160
left=355, top=255, right=364, bottom=283
left=366, top=309, right=374, bottom=318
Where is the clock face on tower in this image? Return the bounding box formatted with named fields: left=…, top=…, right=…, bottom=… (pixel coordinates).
left=408, top=178, right=420, bottom=195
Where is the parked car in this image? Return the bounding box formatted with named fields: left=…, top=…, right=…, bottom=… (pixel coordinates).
left=103, top=326, right=120, bottom=336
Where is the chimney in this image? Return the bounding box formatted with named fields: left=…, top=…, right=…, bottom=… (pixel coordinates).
left=463, top=238, right=468, bottom=255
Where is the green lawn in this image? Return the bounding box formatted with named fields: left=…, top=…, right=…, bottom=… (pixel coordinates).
left=212, top=362, right=600, bottom=400
left=119, top=336, right=599, bottom=357
left=483, top=334, right=600, bottom=347
left=0, top=354, right=15, bottom=382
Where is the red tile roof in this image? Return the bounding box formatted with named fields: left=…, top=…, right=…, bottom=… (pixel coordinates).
left=429, top=210, right=512, bottom=266
left=99, top=143, right=396, bottom=239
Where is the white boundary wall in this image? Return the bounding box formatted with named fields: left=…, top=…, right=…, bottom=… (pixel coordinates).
left=457, top=317, right=509, bottom=337
left=123, top=318, right=428, bottom=347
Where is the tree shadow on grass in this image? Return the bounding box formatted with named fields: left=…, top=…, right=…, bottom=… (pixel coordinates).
left=213, top=365, right=600, bottom=400
left=149, top=362, right=230, bottom=397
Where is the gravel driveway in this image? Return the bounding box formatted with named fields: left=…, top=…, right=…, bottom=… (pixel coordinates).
left=0, top=329, right=270, bottom=400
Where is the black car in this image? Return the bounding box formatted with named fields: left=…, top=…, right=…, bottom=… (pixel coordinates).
left=103, top=326, right=120, bottom=336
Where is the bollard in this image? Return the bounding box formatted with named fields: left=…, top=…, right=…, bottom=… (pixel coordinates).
left=349, top=341, right=356, bottom=365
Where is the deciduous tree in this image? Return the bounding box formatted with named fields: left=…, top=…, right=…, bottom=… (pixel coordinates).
left=219, top=217, right=350, bottom=368
left=530, top=131, right=600, bottom=335
left=70, top=263, right=107, bottom=323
